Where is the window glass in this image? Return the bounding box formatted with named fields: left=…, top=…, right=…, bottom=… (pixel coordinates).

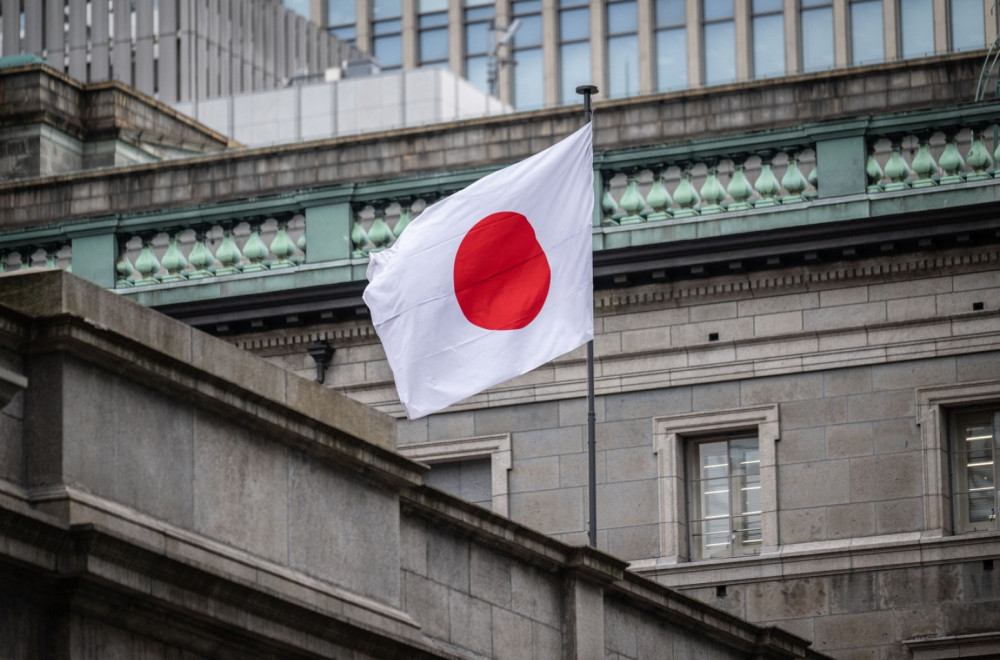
left=420, top=0, right=448, bottom=12
left=560, top=7, right=590, bottom=41
left=703, top=0, right=733, bottom=21
left=328, top=0, right=356, bottom=44
left=608, top=34, right=639, bottom=97
left=656, top=27, right=687, bottom=90
left=752, top=13, right=784, bottom=78
left=283, top=0, right=312, bottom=18
left=374, top=0, right=401, bottom=18
left=951, top=0, right=984, bottom=51
left=465, top=2, right=495, bottom=92
left=656, top=0, right=685, bottom=25
left=560, top=41, right=592, bottom=103
left=514, top=47, right=544, bottom=108
left=801, top=4, right=834, bottom=71
left=752, top=0, right=782, bottom=11
left=851, top=0, right=884, bottom=65
left=952, top=410, right=998, bottom=533
left=420, top=25, right=449, bottom=64
left=513, top=10, right=543, bottom=47
left=608, top=0, right=638, bottom=34
left=688, top=436, right=762, bottom=560
left=374, top=33, right=402, bottom=69
left=901, top=0, right=935, bottom=58
left=704, top=20, right=736, bottom=85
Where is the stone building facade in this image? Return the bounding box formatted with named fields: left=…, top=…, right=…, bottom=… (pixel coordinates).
left=0, top=51, right=998, bottom=658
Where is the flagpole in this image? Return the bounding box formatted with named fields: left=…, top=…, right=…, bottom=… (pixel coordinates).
left=576, top=84, right=598, bottom=549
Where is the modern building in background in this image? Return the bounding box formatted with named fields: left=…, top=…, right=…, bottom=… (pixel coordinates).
left=283, top=0, right=997, bottom=110
left=0, top=0, right=357, bottom=103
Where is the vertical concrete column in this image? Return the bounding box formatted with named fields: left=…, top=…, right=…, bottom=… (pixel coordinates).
left=158, top=0, right=178, bottom=101
left=685, top=0, right=701, bottom=87
left=832, top=0, right=848, bottom=67
left=589, top=0, right=606, bottom=98
left=304, top=203, right=353, bottom=262
left=70, top=232, right=118, bottom=289
left=68, top=0, right=89, bottom=80
left=206, top=0, right=220, bottom=98
left=496, top=0, right=513, bottom=105
left=815, top=135, right=867, bottom=198
left=276, top=10, right=288, bottom=79
left=563, top=577, right=605, bottom=660
left=45, top=0, right=65, bottom=69
left=297, top=15, right=309, bottom=73
left=447, top=0, right=462, bottom=76
left=1, top=0, right=19, bottom=56
left=932, top=0, right=947, bottom=55
left=178, top=0, right=193, bottom=101
left=882, top=0, right=898, bottom=61
left=782, top=0, right=799, bottom=74
left=356, top=0, right=371, bottom=54
left=636, top=0, right=654, bottom=93
left=136, top=0, right=155, bottom=95
left=401, top=0, right=417, bottom=70
left=219, top=0, right=233, bottom=95
left=112, top=0, right=132, bottom=83
left=542, top=0, right=559, bottom=105
left=253, top=1, right=265, bottom=89
left=733, top=0, right=750, bottom=81
left=194, top=0, right=209, bottom=97
left=24, top=0, right=43, bottom=55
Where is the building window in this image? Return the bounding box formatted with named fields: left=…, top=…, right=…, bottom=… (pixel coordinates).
left=801, top=0, right=834, bottom=72
left=512, top=0, right=544, bottom=109
left=655, top=0, right=687, bottom=91
left=652, top=405, right=779, bottom=564
left=559, top=0, right=591, bottom=104
left=606, top=0, right=639, bottom=98
left=916, top=381, right=1000, bottom=536
left=702, top=0, right=735, bottom=86
left=950, top=0, right=984, bottom=52
left=328, top=0, right=357, bottom=44
left=373, top=0, right=403, bottom=70
left=688, top=434, right=762, bottom=559
left=951, top=408, right=998, bottom=533
left=850, top=0, right=884, bottom=65
left=284, top=0, right=314, bottom=20
left=465, top=0, right=495, bottom=93
left=397, top=434, right=512, bottom=515
left=419, top=0, right=450, bottom=67
left=751, top=0, right=784, bottom=78
left=900, top=0, right=934, bottom=59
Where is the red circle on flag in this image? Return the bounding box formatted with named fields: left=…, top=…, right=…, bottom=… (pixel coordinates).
left=453, top=211, right=551, bottom=330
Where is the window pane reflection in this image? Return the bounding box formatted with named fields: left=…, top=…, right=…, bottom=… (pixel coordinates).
left=802, top=5, right=834, bottom=71
left=901, top=0, right=934, bottom=58
left=851, top=0, right=884, bottom=65
left=656, top=27, right=687, bottom=90
left=704, top=21, right=735, bottom=85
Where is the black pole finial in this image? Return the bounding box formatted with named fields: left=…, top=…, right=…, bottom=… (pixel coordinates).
left=576, top=85, right=599, bottom=124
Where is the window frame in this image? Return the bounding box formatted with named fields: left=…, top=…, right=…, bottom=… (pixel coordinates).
left=917, top=381, right=1000, bottom=536
left=653, top=405, right=779, bottom=564
left=397, top=434, right=512, bottom=515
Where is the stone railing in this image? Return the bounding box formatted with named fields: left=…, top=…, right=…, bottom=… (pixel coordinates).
left=1, top=102, right=999, bottom=294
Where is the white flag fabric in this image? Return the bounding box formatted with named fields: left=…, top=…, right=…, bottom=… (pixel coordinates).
left=363, top=123, right=595, bottom=419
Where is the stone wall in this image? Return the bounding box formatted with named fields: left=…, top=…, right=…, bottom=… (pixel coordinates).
left=0, top=269, right=826, bottom=659
left=0, top=52, right=981, bottom=227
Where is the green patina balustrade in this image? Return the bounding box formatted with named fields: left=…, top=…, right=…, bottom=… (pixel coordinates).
left=1, top=102, right=999, bottom=306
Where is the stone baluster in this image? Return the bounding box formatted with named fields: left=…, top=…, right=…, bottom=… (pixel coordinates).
left=269, top=213, right=297, bottom=269
left=645, top=166, right=673, bottom=222
left=672, top=164, right=701, bottom=218
left=619, top=168, right=647, bottom=225
left=965, top=127, right=994, bottom=181
left=214, top=221, right=244, bottom=276
left=159, top=228, right=190, bottom=282
left=600, top=172, right=622, bottom=226
left=393, top=197, right=414, bottom=238
left=350, top=203, right=370, bottom=257
left=780, top=153, right=809, bottom=204
left=0, top=251, right=7, bottom=274
left=865, top=144, right=885, bottom=192
left=882, top=137, right=912, bottom=191
left=938, top=130, right=966, bottom=185
left=726, top=157, right=755, bottom=211
left=698, top=161, right=727, bottom=214
left=806, top=163, right=818, bottom=198
left=186, top=224, right=215, bottom=279
left=753, top=152, right=781, bottom=207
left=133, top=232, right=162, bottom=285
left=115, top=236, right=135, bottom=287
left=242, top=217, right=270, bottom=272
left=367, top=202, right=395, bottom=251
left=909, top=132, right=940, bottom=188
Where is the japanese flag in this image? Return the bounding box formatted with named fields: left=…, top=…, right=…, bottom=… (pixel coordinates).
left=363, top=123, right=595, bottom=419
